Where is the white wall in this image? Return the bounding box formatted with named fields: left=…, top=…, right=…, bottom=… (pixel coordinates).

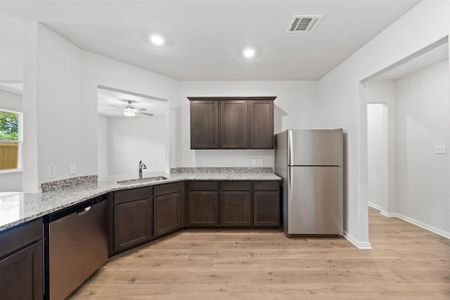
left=105, top=116, right=167, bottom=176
left=367, top=103, right=388, bottom=211
left=394, top=59, right=450, bottom=235
left=97, top=115, right=109, bottom=178
left=0, top=47, right=22, bottom=81
left=0, top=89, right=22, bottom=191
left=23, top=23, right=85, bottom=189
left=37, top=25, right=84, bottom=184
left=176, top=81, right=318, bottom=168
left=316, top=0, right=450, bottom=246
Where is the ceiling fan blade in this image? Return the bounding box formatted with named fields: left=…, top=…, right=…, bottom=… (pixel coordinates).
left=110, top=104, right=124, bottom=109
left=139, top=112, right=154, bottom=117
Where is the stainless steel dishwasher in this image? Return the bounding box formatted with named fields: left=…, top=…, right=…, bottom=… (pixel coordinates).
left=46, top=196, right=108, bottom=300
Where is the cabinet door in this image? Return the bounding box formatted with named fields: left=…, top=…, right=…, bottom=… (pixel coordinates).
left=0, top=242, right=43, bottom=300
left=253, top=191, right=280, bottom=227
left=221, top=191, right=252, bottom=226
left=188, top=191, right=219, bottom=226
left=154, top=192, right=182, bottom=237
left=114, top=198, right=152, bottom=252
left=249, top=100, right=274, bottom=149
left=190, top=101, right=219, bottom=149
left=220, top=100, right=249, bottom=148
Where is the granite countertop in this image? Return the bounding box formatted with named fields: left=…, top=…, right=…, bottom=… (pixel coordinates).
left=0, top=168, right=281, bottom=232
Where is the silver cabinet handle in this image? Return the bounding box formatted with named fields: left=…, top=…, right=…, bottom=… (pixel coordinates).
left=77, top=206, right=91, bottom=215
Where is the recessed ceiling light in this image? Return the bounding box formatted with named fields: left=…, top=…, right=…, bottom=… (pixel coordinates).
left=149, top=34, right=165, bottom=46
left=242, top=47, right=256, bottom=58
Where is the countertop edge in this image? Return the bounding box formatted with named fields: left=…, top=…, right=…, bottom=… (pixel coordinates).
left=0, top=173, right=281, bottom=232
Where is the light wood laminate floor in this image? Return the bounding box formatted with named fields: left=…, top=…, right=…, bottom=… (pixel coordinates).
left=73, top=208, right=450, bottom=299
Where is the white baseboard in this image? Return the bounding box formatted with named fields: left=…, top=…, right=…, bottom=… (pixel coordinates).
left=368, top=202, right=382, bottom=211
left=388, top=212, right=450, bottom=239
left=343, top=231, right=372, bottom=250
left=368, top=202, right=389, bottom=216
left=369, top=205, right=450, bottom=239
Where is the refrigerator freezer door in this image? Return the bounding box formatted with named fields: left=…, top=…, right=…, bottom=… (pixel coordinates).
left=288, top=166, right=343, bottom=234
left=288, top=129, right=343, bottom=166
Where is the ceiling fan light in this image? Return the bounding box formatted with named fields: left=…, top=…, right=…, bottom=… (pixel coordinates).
left=123, top=107, right=137, bottom=117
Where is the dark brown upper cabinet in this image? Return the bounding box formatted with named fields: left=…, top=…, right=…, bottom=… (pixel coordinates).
left=188, top=97, right=276, bottom=149
left=190, top=100, right=219, bottom=149
left=248, top=100, right=274, bottom=149
left=220, top=100, right=249, bottom=148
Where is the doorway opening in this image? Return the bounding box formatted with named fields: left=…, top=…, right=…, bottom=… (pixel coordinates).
left=367, top=103, right=388, bottom=214
left=362, top=37, right=450, bottom=240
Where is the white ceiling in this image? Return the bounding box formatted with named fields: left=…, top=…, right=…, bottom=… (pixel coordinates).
left=0, top=0, right=421, bottom=80
left=97, top=87, right=167, bottom=118
left=377, top=42, right=449, bottom=80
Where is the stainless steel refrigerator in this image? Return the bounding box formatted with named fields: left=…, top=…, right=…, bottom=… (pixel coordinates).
left=275, top=129, right=343, bottom=235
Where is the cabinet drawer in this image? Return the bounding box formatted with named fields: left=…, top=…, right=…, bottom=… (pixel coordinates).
left=220, top=181, right=252, bottom=191
left=187, top=181, right=218, bottom=191
left=114, top=187, right=153, bottom=205
left=254, top=181, right=280, bottom=191
left=154, top=182, right=183, bottom=196
left=0, top=219, right=43, bottom=258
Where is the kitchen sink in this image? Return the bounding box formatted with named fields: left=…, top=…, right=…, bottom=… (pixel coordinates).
left=117, top=176, right=168, bottom=185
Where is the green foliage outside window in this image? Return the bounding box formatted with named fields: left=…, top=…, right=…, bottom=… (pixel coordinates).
left=0, top=111, right=19, bottom=141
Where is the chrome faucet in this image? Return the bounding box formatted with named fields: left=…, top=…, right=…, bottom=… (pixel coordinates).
left=138, top=160, right=147, bottom=179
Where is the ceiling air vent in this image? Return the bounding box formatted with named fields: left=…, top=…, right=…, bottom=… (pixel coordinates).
left=288, top=15, right=323, bottom=32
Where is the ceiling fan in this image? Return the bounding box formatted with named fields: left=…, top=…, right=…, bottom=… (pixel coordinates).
left=107, top=100, right=154, bottom=117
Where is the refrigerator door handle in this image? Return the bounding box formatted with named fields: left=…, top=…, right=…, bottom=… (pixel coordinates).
left=288, top=167, right=294, bottom=205
left=288, top=130, right=294, bottom=165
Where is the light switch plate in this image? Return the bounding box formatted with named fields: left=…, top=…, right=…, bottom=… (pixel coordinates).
left=435, top=145, right=447, bottom=154
left=48, top=165, right=56, bottom=179
left=69, top=164, right=77, bottom=175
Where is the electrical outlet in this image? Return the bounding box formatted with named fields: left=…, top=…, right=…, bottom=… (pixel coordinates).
left=48, top=165, right=56, bottom=179
left=69, top=164, right=77, bottom=175
left=435, top=145, right=447, bottom=154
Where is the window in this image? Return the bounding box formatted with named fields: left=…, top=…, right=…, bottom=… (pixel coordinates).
left=0, top=109, right=22, bottom=171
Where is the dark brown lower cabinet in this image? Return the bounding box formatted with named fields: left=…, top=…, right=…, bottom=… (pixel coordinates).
left=188, top=191, right=219, bottom=226
left=221, top=191, right=252, bottom=226
left=0, top=242, right=43, bottom=300
left=114, top=198, right=153, bottom=252
left=154, top=192, right=182, bottom=237
left=112, top=187, right=153, bottom=254
left=0, top=219, right=43, bottom=300
left=253, top=191, right=280, bottom=227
